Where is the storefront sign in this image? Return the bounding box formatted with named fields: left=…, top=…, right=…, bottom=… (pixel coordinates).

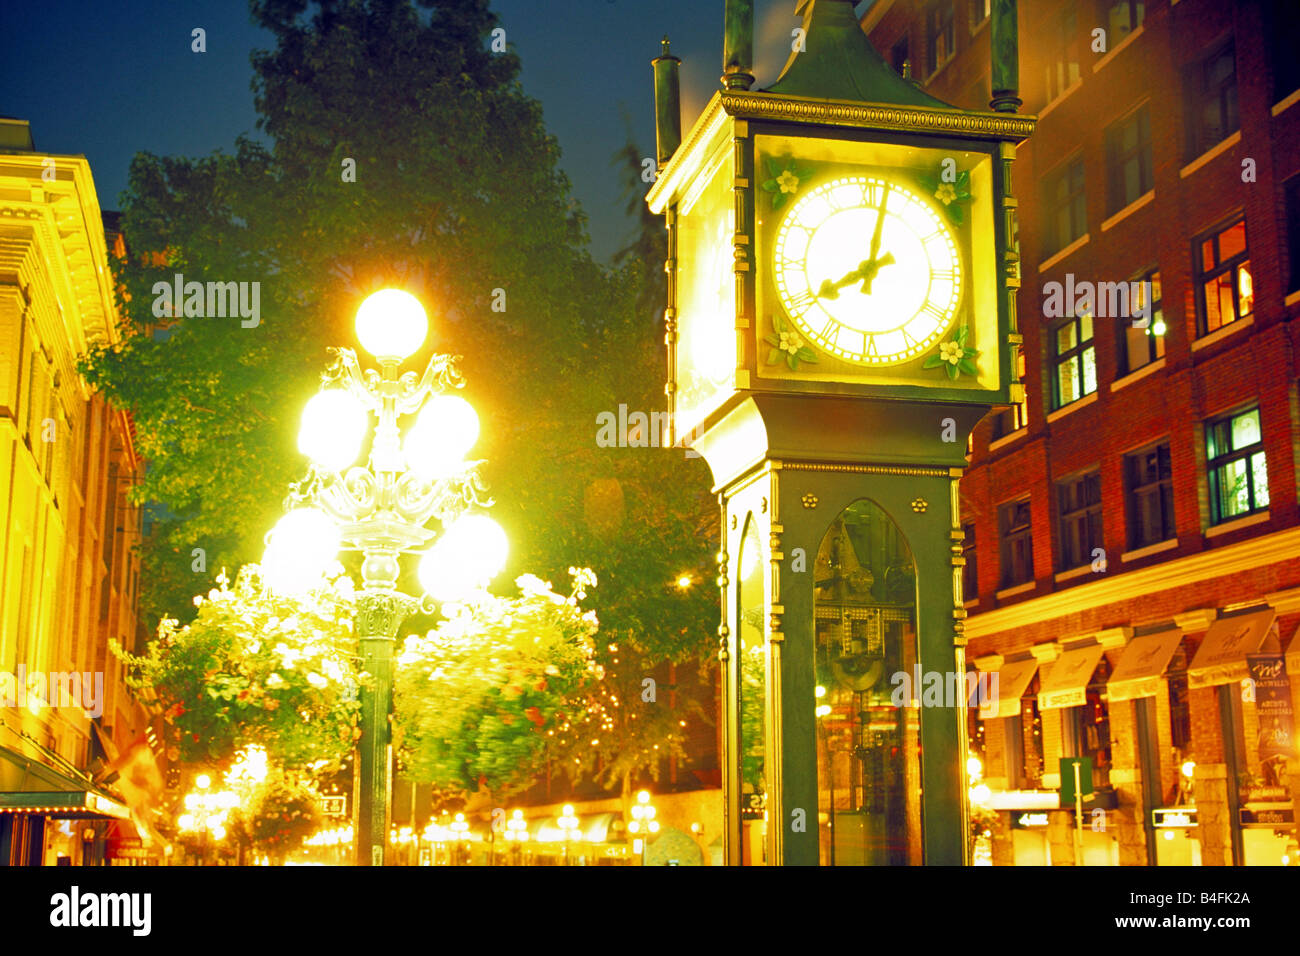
left=1247, top=655, right=1295, bottom=762
left=320, top=795, right=347, bottom=817
left=1152, top=807, right=1197, bottom=828
left=1015, top=812, right=1049, bottom=827
left=1239, top=806, right=1294, bottom=827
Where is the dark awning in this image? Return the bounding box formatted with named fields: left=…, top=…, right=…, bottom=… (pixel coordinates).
left=0, top=790, right=130, bottom=819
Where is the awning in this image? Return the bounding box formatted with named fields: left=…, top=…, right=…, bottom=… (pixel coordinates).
left=983, top=657, right=1037, bottom=719
left=1038, top=642, right=1106, bottom=709
left=1107, top=629, right=1183, bottom=701
left=1188, top=609, right=1278, bottom=688
left=0, top=790, right=130, bottom=819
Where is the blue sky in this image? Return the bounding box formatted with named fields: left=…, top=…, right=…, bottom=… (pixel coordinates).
left=1, top=1, right=871, bottom=262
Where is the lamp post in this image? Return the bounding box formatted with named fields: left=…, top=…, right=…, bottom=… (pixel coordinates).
left=628, top=790, right=660, bottom=866
left=557, top=804, right=580, bottom=866
left=504, top=809, right=529, bottom=866
left=266, top=289, right=508, bottom=867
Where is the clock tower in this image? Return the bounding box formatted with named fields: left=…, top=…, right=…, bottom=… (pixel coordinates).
left=648, top=0, right=1034, bottom=865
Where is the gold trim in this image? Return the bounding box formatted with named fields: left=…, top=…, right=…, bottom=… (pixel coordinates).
left=781, top=462, right=950, bottom=477
left=719, top=91, right=1036, bottom=141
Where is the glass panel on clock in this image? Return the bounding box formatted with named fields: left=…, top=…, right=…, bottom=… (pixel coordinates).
left=737, top=516, right=767, bottom=865
left=814, top=499, right=922, bottom=865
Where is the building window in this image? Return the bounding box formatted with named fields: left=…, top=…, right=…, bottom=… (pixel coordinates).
left=891, top=36, right=910, bottom=76
left=971, top=0, right=990, bottom=30
left=1052, top=311, right=1096, bottom=409
left=1105, top=104, right=1152, bottom=214
left=1119, top=269, right=1165, bottom=375
left=1265, top=0, right=1300, bottom=104
left=1043, top=156, right=1086, bottom=258
left=1285, top=174, right=1300, bottom=295
left=1185, top=40, right=1238, bottom=159
left=962, top=523, right=978, bottom=599
left=1104, top=0, right=1145, bottom=43
left=1168, top=644, right=1191, bottom=751
left=999, top=499, right=1034, bottom=588
left=1206, top=406, right=1269, bottom=524
left=1195, top=216, right=1252, bottom=336
left=926, top=0, right=956, bottom=76
left=1125, top=441, right=1175, bottom=549
left=1044, top=6, right=1081, bottom=103
left=1057, top=470, right=1103, bottom=570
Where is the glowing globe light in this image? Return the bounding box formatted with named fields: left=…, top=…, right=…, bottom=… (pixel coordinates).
left=418, top=514, right=508, bottom=601
left=263, top=507, right=341, bottom=596
left=299, top=389, right=369, bottom=473
left=404, top=395, right=480, bottom=481
left=355, top=289, right=428, bottom=362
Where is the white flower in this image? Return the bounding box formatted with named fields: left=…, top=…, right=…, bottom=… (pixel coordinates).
left=779, top=331, right=804, bottom=354
left=777, top=169, right=799, bottom=194
left=935, top=183, right=958, bottom=204
left=940, top=341, right=963, bottom=365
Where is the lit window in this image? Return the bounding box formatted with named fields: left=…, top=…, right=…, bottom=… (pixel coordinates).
left=1195, top=217, right=1252, bottom=336
left=1206, top=406, right=1268, bottom=524
left=1119, top=268, right=1165, bottom=375
left=1052, top=311, right=1096, bottom=408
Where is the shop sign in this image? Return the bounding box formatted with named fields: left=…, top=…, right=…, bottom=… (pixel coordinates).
left=1151, top=807, right=1197, bottom=828
left=1247, top=655, right=1295, bottom=762
left=740, top=791, right=766, bottom=821
left=1239, top=806, right=1294, bottom=827
left=1015, top=812, right=1049, bottom=827
left=320, top=795, right=347, bottom=817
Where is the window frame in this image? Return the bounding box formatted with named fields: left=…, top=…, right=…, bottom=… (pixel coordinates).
left=1185, top=38, right=1238, bottom=159
left=1117, top=267, right=1165, bottom=375
left=1284, top=173, right=1300, bottom=295
left=970, top=0, right=990, bottom=32
left=1105, top=103, right=1153, bottom=215
left=961, top=522, right=978, bottom=600
left=1056, top=469, right=1103, bottom=571
left=992, top=349, right=1029, bottom=439
left=998, top=498, right=1034, bottom=588
left=1051, top=311, right=1097, bottom=410
left=1044, top=4, right=1081, bottom=104
left=1124, top=440, right=1176, bottom=549
left=1205, top=404, right=1269, bottom=524
left=1042, top=155, right=1087, bottom=259
left=1102, top=0, right=1145, bottom=44
left=1194, top=214, right=1252, bottom=337
left=926, top=0, right=957, bottom=77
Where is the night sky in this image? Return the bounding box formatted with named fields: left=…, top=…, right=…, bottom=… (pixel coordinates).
left=0, top=0, right=871, bottom=263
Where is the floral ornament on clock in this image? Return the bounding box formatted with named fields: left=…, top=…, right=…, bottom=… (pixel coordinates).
left=917, top=162, right=973, bottom=227
left=923, top=324, right=979, bottom=380
left=765, top=312, right=819, bottom=370
left=761, top=157, right=815, bottom=210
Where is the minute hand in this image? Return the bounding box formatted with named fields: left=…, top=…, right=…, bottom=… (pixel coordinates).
left=862, top=184, right=890, bottom=293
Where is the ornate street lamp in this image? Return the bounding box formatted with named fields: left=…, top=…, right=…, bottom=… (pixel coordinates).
left=504, top=809, right=529, bottom=866
left=628, top=790, right=660, bottom=866
left=557, top=804, right=581, bottom=866
left=265, top=288, right=508, bottom=866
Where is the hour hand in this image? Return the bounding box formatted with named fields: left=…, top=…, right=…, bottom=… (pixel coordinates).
left=857, top=251, right=895, bottom=294
left=818, top=260, right=872, bottom=300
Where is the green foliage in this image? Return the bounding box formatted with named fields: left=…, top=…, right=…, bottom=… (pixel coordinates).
left=230, top=769, right=324, bottom=863
left=393, top=570, right=601, bottom=797
left=113, top=567, right=360, bottom=770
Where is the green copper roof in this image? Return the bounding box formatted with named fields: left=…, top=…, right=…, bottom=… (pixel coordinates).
left=763, top=0, right=953, bottom=109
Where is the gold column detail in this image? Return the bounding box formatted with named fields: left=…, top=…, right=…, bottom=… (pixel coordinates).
left=664, top=203, right=679, bottom=448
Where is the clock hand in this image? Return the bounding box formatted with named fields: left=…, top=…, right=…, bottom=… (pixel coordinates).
left=867, top=184, right=890, bottom=264
left=818, top=260, right=874, bottom=300
left=857, top=251, right=896, bottom=295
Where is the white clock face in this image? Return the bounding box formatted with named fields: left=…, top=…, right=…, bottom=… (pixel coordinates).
left=772, top=176, right=962, bottom=366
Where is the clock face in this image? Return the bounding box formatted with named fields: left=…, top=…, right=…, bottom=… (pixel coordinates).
left=772, top=176, right=962, bottom=366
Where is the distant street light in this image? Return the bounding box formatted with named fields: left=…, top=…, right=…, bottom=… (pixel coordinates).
left=557, top=804, right=581, bottom=866
left=267, top=288, right=507, bottom=866
left=628, top=790, right=660, bottom=866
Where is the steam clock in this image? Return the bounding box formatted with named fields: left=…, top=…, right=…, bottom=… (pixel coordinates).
left=647, top=0, right=1033, bottom=864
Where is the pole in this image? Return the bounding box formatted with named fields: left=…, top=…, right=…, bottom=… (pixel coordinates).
left=1073, top=760, right=1084, bottom=866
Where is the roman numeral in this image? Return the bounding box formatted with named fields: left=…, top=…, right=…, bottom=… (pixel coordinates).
left=787, top=291, right=816, bottom=316
left=865, top=336, right=879, bottom=358
left=931, top=270, right=956, bottom=281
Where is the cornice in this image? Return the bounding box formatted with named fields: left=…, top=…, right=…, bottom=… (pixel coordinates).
left=965, top=525, right=1300, bottom=639
left=718, top=91, right=1036, bottom=142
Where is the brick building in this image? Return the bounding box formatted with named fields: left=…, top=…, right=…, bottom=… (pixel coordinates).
left=0, top=118, right=156, bottom=865
left=865, top=0, right=1300, bottom=864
